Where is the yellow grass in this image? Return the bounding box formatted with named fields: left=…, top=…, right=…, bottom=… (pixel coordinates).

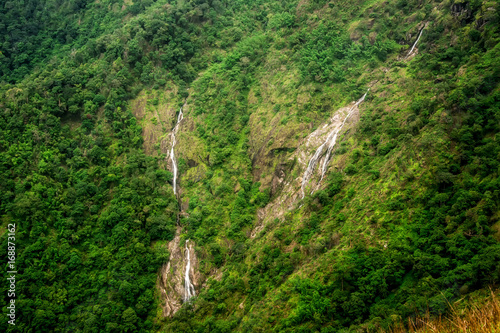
left=386, top=290, right=500, bottom=333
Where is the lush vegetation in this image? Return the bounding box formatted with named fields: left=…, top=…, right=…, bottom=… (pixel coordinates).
left=1, top=0, right=499, bottom=332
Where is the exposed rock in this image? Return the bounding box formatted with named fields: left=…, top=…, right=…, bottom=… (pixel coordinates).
left=130, top=91, right=178, bottom=157
left=234, top=182, right=241, bottom=193
left=181, top=197, right=189, bottom=212
left=451, top=2, right=472, bottom=18
left=250, top=103, right=362, bottom=238
left=157, top=227, right=201, bottom=317
left=349, top=29, right=362, bottom=41
left=187, top=159, right=198, bottom=168
left=130, top=89, right=205, bottom=317
left=367, top=18, right=375, bottom=29
left=348, top=20, right=363, bottom=41
left=270, top=163, right=288, bottom=197
left=404, top=22, right=428, bottom=60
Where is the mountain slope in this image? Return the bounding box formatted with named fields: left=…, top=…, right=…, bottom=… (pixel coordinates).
left=159, top=0, right=500, bottom=331
left=0, top=0, right=499, bottom=332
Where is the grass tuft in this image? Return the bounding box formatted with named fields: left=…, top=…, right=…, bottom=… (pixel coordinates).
left=387, top=289, right=500, bottom=333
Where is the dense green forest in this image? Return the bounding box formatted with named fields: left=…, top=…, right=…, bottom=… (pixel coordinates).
left=1, top=0, right=499, bottom=332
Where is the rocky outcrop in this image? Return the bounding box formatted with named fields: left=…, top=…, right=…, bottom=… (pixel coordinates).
left=250, top=101, right=363, bottom=238
left=130, top=92, right=204, bottom=317
left=404, top=22, right=428, bottom=60
left=451, top=1, right=472, bottom=19
left=130, top=91, right=178, bottom=157
left=157, top=227, right=201, bottom=317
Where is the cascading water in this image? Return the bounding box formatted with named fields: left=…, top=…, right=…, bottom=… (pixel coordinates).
left=301, top=132, right=334, bottom=199
left=301, top=90, right=369, bottom=199
left=184, top=240, right=196, bottom=302
left=169, top=107, right=184, bottom=195
left=407, top=26, right=424, bottom=58
left=319, top=90, right=369, bottom=180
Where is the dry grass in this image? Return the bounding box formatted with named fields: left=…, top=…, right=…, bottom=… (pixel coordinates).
left=386, top=290, right=500, bottom=333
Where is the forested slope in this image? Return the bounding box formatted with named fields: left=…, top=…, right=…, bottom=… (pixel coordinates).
left=0, top=0, right=499, bottom=332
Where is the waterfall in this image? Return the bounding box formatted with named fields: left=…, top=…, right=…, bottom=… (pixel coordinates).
left=319, top=90, right=369, bottom=180
left=184, top=240, right=196, bottom=302
left=169, top=107, right=184, bottom=195
left=407, top=26, right=424, bottom=58
left=301, top=90, right=369, bottom=199
left=301, top=135, right=331, bottom=199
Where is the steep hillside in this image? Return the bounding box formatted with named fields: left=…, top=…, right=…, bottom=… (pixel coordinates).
left=160, top=1, right=500, bottom=332
left=0, top=0, right=499, bottom=332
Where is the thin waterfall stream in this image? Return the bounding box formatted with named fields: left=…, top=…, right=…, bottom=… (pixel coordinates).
left=301, top=90, right=369, bottom=199
left=169, top=107, right=184, bottom=196
left=319, top=90, right=369, bottom=180
left=184, top=240, right=196, bottom=302
left=166, top=105, right=196, bottom=303
left=406, top=26, right=424, bottom=58
left=301, top=134, right=332, bottom=199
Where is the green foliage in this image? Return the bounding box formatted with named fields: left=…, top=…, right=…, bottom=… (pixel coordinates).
left=298, top=22, right=397, bottom=83
left=0, top=82, right=177, bottom=329
left=1, top=0, right=500, bottom=332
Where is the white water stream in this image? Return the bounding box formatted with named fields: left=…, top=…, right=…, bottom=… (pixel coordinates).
left=320, top=90, right=369, bottom=179
left=169, top=107, right=184, bottom=195
left=301, top=134, right=332, bottom=199
left=184, top=240, right=196, bottom=302
left=301, top=90, right=369, bottom=199
left=407, top=26, right=424, bottom=58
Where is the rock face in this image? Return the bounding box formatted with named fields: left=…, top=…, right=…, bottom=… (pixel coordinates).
left=157, top=227, right=200, bottom=317
left=451, top=2, right=472, bottom=18
left=251, top=102, right=362, bottom=238
left=130, top=91, right=178, bottom=157
left=130, top=93, right=204, bottom=317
